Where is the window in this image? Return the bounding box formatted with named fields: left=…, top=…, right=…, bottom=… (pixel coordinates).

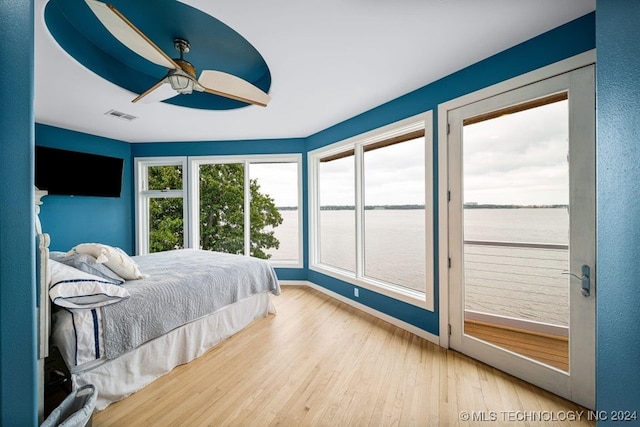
left=309, top=113, right=434, bottom=309
left=249, top=162, right=300, bottom=262
left=197, top=162, right=246, bottom=255
left=135, top=158, right=187, bottom=254
left=318, top=151, right=355, bottom=272
left=136, top=155, right=302, bottom=267
left=363, top=130, right=426, bottom=293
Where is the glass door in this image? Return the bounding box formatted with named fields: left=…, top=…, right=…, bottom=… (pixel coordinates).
left=447, top=65, right=595, bottom=408
left=462, top=93, right=570, bottom=371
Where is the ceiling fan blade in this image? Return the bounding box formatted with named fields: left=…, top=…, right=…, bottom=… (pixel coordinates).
left=198, top=70, right=271, bottom=107
left=132, top=78, right=174, bottom=103
left=136, top=82, right=180, bottom=104
left=84, top=0, right=180, bottom=70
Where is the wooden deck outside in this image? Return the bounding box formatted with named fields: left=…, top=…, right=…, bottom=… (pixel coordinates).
left=465, top=319, right=569, bottom=371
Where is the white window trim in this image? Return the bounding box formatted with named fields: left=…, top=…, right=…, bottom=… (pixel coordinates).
left=135, top=157, right=189, bottom=255
left=308, top=112, right=434, bottom=310
left=136, top=154, right=303, bottom=267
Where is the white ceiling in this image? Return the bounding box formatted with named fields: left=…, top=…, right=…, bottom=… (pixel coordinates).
left=34, top=0, right=595, bottom=143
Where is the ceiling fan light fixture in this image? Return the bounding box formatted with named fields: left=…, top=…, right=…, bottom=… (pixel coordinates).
left=167, top=55, right=198, bottom=94
left=168, top=73, right=193, bottom=94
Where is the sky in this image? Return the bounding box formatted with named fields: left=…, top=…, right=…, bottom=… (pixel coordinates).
left=463, top=99, right=569, bottom=205
left=250, top=99, right=569, bottom=208
left=250, top=162, right=299, bottom=207
left=319, top=137, right=426, bottom=206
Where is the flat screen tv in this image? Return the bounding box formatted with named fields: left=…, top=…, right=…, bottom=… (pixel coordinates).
left=35, top=146, right=124, bottom=197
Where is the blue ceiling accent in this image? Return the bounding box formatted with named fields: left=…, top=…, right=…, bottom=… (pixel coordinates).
left=44, top=0, right=271, bottom=110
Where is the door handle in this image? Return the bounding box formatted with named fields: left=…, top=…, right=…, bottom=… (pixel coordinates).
left=562, top=265, right=591, bottom=297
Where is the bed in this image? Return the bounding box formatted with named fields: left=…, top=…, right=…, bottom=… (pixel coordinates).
left=43, top=240, right=280, bottom=411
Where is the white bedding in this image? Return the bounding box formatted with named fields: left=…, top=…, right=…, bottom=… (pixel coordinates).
left=48, top=248, right=281, bottom=410
left=52, top=308, right=105, bottom=370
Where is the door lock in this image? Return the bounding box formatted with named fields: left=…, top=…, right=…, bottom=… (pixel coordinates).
left=562, top=265, right=591, bottom=297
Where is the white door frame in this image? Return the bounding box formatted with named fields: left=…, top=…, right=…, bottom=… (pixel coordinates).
left=437, top=51, right=595, bottom=406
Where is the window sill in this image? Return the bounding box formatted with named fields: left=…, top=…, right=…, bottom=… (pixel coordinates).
left=309, top=263, right=433, bottom=311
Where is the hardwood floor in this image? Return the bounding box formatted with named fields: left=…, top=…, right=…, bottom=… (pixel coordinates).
left=93, top=286, right=592, bottom=426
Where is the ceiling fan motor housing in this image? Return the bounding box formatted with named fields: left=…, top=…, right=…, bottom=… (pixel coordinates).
left=173, top=59, right=196, bottom=79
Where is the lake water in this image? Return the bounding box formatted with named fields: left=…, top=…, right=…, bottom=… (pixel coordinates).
left=463, top=209, right=569, bottom=326
left=464, top=208, right=568, bottom=244
left=269, top=208, right=569, bottom=325
left=270, top=207, right=569, bottom=265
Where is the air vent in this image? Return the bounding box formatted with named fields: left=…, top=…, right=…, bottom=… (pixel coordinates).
left=104, top=109, right=138, bottom=121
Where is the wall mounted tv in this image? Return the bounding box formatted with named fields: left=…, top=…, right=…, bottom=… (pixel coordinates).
left=35, top=146, right=124, bottom=197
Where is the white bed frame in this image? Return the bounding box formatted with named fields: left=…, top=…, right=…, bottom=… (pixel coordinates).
left=36, top=187, right=50, bottom=422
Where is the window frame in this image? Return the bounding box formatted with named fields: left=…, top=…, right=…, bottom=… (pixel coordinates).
left=135, top=157, right=189, bottom=255
left=308, top=112, right=434, bottom=310
left=135, top=154, right=303, bottom=268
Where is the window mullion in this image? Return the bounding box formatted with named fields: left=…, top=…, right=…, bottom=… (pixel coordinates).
left=182, top=163, right=190, bottom=249
left=139, top=195, right=150, bottom=255
left=244, top=160, right=251, bottom=257
left=310, top=157, right=320, bottom=266
left=140, top=190, right=183, bottom=198
left=187, top=159, right=198, bottom=250
left=355, top=144, right=365, bottom=279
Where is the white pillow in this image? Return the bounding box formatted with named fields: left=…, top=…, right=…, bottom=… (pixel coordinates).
left=49, top=260, right=130, bottom=309
left=49, top=251, right=125, bottom=284
left=68, top=243, right=147, bottom=280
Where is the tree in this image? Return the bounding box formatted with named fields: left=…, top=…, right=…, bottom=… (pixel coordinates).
left=148, top=163, right=282, bottom=259
left=148, top=165, right=184, bottom=253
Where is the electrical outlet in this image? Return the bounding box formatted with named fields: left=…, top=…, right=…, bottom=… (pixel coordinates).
left=354, top=288, right=359, bottom=297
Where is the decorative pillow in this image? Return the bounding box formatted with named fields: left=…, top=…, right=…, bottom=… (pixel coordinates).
left=67, top=243, right=147, bottom=280
left=49, top=260, right=130, bottom=309
left=50, top=251, right=125, bottom=284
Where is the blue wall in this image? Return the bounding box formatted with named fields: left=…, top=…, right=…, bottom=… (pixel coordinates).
left=36, top=124, right=134, bottom=254
left=0, top=1, right=37, bottom=425
left=131, top=138, right=305, bottom=158
left=305, top=13, right=595, bottom=336
left=596, top=0, right=640, bottom=421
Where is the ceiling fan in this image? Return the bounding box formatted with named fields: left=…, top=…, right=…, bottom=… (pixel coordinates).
left=84, top=0, right=270, bottom=107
